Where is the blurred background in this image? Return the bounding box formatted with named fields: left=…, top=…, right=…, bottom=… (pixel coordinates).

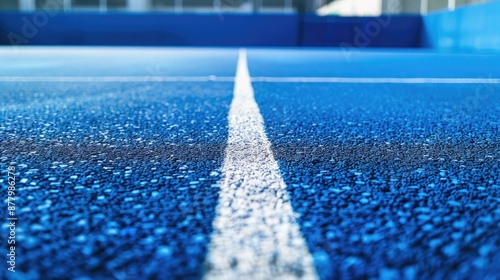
left=0, top=0, right=498, bottom=50
left=0, top=0, right=491, bottom=15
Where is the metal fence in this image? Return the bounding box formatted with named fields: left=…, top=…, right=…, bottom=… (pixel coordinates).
left=0, top=0, right=493, bottom=14
left=0, top=0, right=322, bottom=13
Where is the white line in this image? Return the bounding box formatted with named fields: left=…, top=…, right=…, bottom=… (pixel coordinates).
left=251, top=77, right=500, bottom=84
left=1, top=76, right=499, bottom=84
left=0, top=76, right=235, bottom=82
left=203, top=50, right=319, bottom=280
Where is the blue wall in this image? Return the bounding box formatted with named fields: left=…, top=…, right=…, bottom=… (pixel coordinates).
left=421, top=1, right=500, bottom=52
left=0, top=12, right=422, bottom=48
left=2, top=0, right=499, bottom=51
left=301, top=15, right=421, bottom=48
left=0, top=13, right=299, bottom=46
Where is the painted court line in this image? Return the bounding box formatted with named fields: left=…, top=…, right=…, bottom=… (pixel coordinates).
left=251, top=77, right=500, bottom=84
left=0, top=76, right=235, bottom=82
left=203, top=49, right=319, bottom=280
left=1, top=76, right=499, bottom=84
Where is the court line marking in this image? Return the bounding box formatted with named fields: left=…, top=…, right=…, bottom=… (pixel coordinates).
left=203, top=49, right=319, bottom=280
left=1, top=76, right=499, bottom=84
left=0, top=76, right=235, bottom=82
left=251, top=77, right=500, bottom=84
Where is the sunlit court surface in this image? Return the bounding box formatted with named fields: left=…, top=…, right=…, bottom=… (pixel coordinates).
left=1, top=1, right=500, bottom=280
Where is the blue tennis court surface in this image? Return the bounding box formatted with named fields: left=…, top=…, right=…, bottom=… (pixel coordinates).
left=1, top=47, right=499, bottom=280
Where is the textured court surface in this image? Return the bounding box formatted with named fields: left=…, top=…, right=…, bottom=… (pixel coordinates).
left=1, top=47, right=500, bottom=280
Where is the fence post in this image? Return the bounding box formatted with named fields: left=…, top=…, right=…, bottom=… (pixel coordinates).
left=420, top=0, right=428, bottom=14
left=19, top=0, right=35, bottom=11
left=127, top=0, right=151, bottom=12
left=175, top=0, right=183, bottom=13
left=448, top=0, right=456, bottom=10
left=100, top=0, right=108, bottom=12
